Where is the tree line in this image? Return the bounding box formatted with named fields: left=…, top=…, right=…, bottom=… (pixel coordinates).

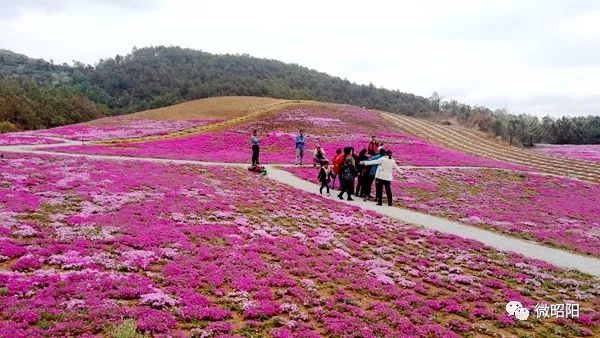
left=0, top=47, right=598, bottom=145
left=428, top=92, right=600, bottom=145
left=0, top=78, right=107, bottom=132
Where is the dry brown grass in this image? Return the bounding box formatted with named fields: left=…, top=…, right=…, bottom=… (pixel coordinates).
left=87, top=96, right=290, bottom=124
left=95, top=97, right=323, bottom=143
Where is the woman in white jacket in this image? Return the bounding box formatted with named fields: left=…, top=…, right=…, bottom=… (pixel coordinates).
left=360, top=150, right=396, bottom=206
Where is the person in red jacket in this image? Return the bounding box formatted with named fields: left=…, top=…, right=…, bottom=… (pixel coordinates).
left=330, top=148, right=344, bottom=189
left=367, top=135, right=379, bottom=156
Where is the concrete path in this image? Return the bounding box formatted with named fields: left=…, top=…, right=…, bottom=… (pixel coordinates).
left=1, top=143, right=599, bottom=277
left=265, top=166, right=600, bottom=277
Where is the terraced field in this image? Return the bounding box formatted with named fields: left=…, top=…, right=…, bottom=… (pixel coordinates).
left=382, top=112, right=600, bottom=183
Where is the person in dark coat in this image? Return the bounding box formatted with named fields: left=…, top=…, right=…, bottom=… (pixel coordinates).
left=317, top=161, right=333, bottom=195
left=355, top=148, right=370, bottom=197
left=250, top=129, right=260, bottom=166
left=362, top=148, right=385, bottom=201
left=337, top=147, right=357, bottom=201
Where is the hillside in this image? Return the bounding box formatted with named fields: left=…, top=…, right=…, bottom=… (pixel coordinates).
left=1, top=47, right=599, bottom=145
left=0, top=98, right=598, bottom=336
left=0, top=47, right=430, bottom=117
left=114, top=96, right=288, bottom=122
left=382, top=113, right=600, bottom=182
left=0, top=49, right=72, bottom=84
left=11, top=96, right=599, bottom=183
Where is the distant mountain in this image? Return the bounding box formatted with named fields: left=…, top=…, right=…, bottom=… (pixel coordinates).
left=0, top=49, right=72, bottom=84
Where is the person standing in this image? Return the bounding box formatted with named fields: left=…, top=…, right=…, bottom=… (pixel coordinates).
left=295, top=130, right=307, bottom=165
left=330, top=148, right=343, bottom=189
left=337, top=147, right=357, bottom=201
left=251, top=129, right=260, bottom=166
left=361, top=150, right=396, bottom=206
left=368, top=136, right=379, bottom=156
left=317, top=161, right=333, bottom=195
left=362, top=148, right=385, bottom=201
left=350, top=146, right=360, bottom=189
left=355, top=148, right=370, bottom=197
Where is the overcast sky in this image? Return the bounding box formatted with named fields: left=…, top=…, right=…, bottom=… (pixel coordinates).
left=1, top=0, right=599, bottom=117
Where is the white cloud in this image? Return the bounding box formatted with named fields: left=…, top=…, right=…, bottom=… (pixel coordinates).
left=0, top=0, right=598, bottom=117
left=555, top=8, right=600, bottom=40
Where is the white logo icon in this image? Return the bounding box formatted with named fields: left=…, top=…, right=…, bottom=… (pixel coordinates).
left=515, top=307, right=530, bottom=320
left=505, top=301, right=522, bottom=316
left=506, top=301, right=529, bottom=320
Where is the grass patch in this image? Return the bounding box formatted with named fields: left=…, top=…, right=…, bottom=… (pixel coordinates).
left=104, top=319, right=147, bottom=338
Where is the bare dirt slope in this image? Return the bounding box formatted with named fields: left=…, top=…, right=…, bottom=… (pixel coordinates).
left=87, top=96, right=289, bottom=123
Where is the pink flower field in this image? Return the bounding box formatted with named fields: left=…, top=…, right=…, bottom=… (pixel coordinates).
left=532, top=144, right=600, bottom=164
left=284, top=166, right=600, bottom=257
left=46, top=105, right=526, bottom=169
left=0, top=134, right=63, bottom=146
left=0, top=152, right=598, bottom=337
left=27, top=117, right=220, bottom=141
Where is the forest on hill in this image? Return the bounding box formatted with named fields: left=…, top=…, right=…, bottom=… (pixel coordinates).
left=1, top=46, right=599, bottom=145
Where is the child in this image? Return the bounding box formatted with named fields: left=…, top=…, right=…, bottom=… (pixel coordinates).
left=317, top=161, right=333, bottom=195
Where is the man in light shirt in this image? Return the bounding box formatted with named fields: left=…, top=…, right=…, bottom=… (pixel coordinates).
left=295, top=129, right=307, bottom=165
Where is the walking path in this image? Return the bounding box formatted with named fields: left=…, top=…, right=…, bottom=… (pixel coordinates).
left=1, top=143, right=599, bottom=277
left=266, top=166, right=600, bottom=277
left=9, top=136, right=591, bottom=181
left=9, top=141, right=586, bottom=181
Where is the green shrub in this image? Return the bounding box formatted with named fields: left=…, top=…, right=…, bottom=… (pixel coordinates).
left=104, top=320, right=146, bottom=338
left=0, top=121, right=18, bottom=133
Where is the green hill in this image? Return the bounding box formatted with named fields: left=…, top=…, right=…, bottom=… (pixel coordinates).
left=0, top=47, right=430, bottom=116
left=1, top=46, right=598, bottom=144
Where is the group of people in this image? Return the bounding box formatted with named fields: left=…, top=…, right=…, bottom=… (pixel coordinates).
left=251, top=129, right=327, bottom=167
left=251, top=130, right=396, bottom=206
left=317, top=137, right=395, bottom=206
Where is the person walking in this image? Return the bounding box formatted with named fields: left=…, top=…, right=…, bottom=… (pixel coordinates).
left=330, top=148, right=343, bottom=189
left=355, top=148, right=370, bottom=197
left=361, top=148, right=385, bottom=201
left=368, top=136, right=379, bottom=156
left=361, top=150, right=396, bottom=206
left=250, top=129, right=260, bottom=166
left=337, top=147, right=357, bottom=201
left=295, top=130, right=307, bottom=165
left=317, top=161, right=333, bottom=195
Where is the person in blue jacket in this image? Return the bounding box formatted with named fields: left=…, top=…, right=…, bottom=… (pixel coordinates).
left=295, top=129, right=307, bottom=165
left=361, top=148, right=385, bottom=201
